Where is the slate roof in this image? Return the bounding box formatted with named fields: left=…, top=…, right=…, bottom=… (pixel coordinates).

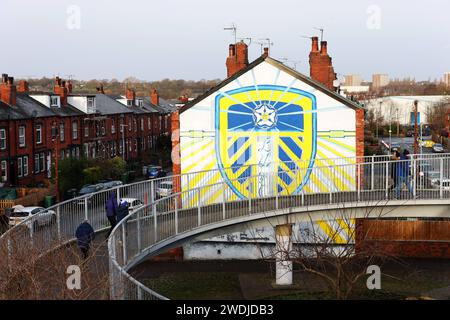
left=93, top=94, right=134, bottom=115
left=180, top=56, right=364, bottom=114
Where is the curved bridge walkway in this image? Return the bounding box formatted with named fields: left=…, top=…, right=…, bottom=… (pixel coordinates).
left=1, top=154, right=449, bottom=299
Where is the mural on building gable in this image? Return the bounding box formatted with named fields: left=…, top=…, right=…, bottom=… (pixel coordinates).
left=180, top=61, right=357, bottom=205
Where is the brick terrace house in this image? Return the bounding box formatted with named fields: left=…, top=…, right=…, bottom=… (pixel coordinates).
left=0, top=74, right=176, bottom=188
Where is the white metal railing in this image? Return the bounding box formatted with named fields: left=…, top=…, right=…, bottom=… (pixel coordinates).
left=108, top=155, right=450, bottom=300
left=1, top=153, right=449, bottom=299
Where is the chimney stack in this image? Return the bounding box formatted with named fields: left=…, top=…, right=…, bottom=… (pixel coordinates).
left=65, top=80, right=73, bottom=93
left=53, top=76, right=68, bottom=105
left=226, top=40, right=249, bottom=77
left=0, top=74, right=17, bottom=106
left=151, top=89, right=159, bottom=106
left=18, top=80, right=29, bottom=93
left=96, top=84, right=104, bottom=94
left=126, top=88, right=136, bottom=103
left=263, top=47, right=269, bottom=57
left=309, top=38, right=337, bottom=91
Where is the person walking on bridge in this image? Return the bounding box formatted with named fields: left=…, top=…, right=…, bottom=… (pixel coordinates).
left=75, top=219, right=95, bottom=260
left=395, top=149, right=414, bottom=199
left=105, top=191, right=118, bottom=238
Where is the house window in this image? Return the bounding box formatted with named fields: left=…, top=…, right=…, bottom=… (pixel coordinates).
left=0, top=129, right=6, bottom=150
left=128, top=117, right=132, bottom=131
left=18, top=126, right=26, bottom=147
left=18, top=156, right=28, bottom=177
left=72, top=121, right=78, bottom=140
left=133, top=118, right=137, bottom=132
left=60, top=123, right=65, bottom=142
left=101, top=121, right=106, bottom=136
left=40, top=152, right=45, bottom=172
left=50, top=96, right=59, bottom=107
left=87, top=97, right=95, bottom=111
left=137, top=99, right=143, bottom=107
left=36, top=124, right=42, bottom=144
left=84, top=122, right=89, bottom=137
left=76, top=147, right=80, bottom=159
left=147, top=117, right=151, bottom=130
left=159, top=116, right=162, bottom=131
left=127, top=100, right=133, bottom=106
left=60, top=150, right=65, bottom=160
left=1, top=160, right=7, bottom=182
left=140, top=118, right=144, bottom=131
left=34, top=154, right=39, bottom=173
left=111, top=119, right=116, bottom=134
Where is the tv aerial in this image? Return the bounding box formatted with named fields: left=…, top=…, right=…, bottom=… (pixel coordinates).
left=224, top=23, right=237, bottom=44
left=238, top=37, right=252, bottom=46
left=258, top=38, right=274, bottom=53
left=314, top=27, right=324, bottom=42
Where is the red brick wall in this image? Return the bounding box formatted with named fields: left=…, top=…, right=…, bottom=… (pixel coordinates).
left=226, top=41, right=249, bottom=77
left=171, top=111, right=181, bottom=193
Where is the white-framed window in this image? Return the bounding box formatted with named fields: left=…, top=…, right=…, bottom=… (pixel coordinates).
left=60, top=123, right=65, bottom=142
left=84, top=123, right=89, bottom=137
left=40, top=152, right=45, bottom=172
left=72, top=121, right=78, bottom=140
left=87, top=97, right=95, bottom=111
left=133, top=118, right=137, bottom=132
left=140, top=118, right=144, bottom=131
left=147, top=117, right=151, bottom=130
left=120, top=118, right=124, bottom=133
left=76, top=147, right=80, bottom=159
left=23, top=156, right=28, bottom=176
left=18, top=156, right=28, bottom=177
left=19, top=126, right=26, bottom=147
left=1, top=160, right=7, bottom=182
left=60, top=150, right=65, bottom=160
left=137, top=99, right=143, bottom=107
left=0, top=128, right=6, bottom=150
left=50, top=96, right=59, bottom=107
left=127, top=100, right=133, bottom=106
left=159, top=116, right=162, bottom=131
left=128, top=117, right=132, bottom=132
left=36, top=124, right=42, bottom=144
left=34, top=153, right=39, bottom=173
left=101, top=121, right=106, bottom=136
left=111, top=119, right=116, bottom=134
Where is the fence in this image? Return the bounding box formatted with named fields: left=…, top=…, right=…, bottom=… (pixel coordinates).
left=108, top=154, right=450, bottom=300
left=0, top=153, right=449, bottom=299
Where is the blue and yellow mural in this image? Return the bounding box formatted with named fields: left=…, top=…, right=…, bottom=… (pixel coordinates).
left=215, top=85, right=316, bottom=198
left=179, top=62, right=358, bottom=205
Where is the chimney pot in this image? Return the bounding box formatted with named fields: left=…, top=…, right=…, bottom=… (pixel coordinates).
left=263, top=47, right=269, bottom=57
left=7, top=77, right=14, bottom=85
left=311, top=37, right=319, bottom=52
left=320, top=41, right=328, bottom=55
left=1, top=74, right=8, bottom=83
left=229, top=44, right=236, bottom=57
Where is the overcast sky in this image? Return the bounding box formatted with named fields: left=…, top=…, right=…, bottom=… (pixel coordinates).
left=1, top=0, right=449, bottom=82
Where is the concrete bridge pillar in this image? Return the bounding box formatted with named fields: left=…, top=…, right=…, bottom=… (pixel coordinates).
left=274, top=224, right=293, bottom=286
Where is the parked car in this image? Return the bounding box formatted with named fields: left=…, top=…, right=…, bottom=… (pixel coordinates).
left=432, top=143, right=445, bottom=153
left=77, top=184, right=105, bottom=206
left=120, top=198, right=145, bottom=214
left=9, top=205, right=56, bottom=230
left=147, top=166, right=167, bottom=179
left=102, top=180, right=123, bottom=190
left=156, top=181, right=173, bottom=198
left=432, top=179, right=450, bottom=190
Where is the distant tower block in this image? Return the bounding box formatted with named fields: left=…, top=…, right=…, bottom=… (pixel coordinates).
left=274, top=224, right=293, bottom=286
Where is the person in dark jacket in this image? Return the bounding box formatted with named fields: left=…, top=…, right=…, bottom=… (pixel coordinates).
left=75, top=220, right=95, bottom=259
left=395, top=149, right=414, bottom=198
left=389, top=150, right=401, bottom=191
left=116, top=200, right=129, bottom=223
left=105, top=191, right=118, bottom=237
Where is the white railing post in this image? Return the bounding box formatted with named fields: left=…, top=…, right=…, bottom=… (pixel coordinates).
left=275, top=170, right=279, bottom=210
left=412, top=158, right=417, bottom=198
left=153, top=203, right=157, bottom=243
left=197, top=188, right=201, bottom=227
left=385, top=161, right=389, bottom=200
left=56, top=205, right=61, bottom=240
left=222, top=181, right=226, bottom=220
left=84, top=197, right=89, bottom=221
left=371, top=155, right=375, bottom=191
left=150, top=180, right=154, bottom=204
left=122, top=223, right=127, bottom=264
left=174, top=196, right=178, bottom=235
left=137, top=286, right=143, bottom=300
left=248, top=177, right=252, bottom=214
left=116, top=186, right=121, bottom=203
left=137, top=210, right=141, bottom=252
left=440, top=158, right=444, bottom=199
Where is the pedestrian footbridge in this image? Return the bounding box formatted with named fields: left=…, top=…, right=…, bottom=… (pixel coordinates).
left=1, top=154, right=450, bottom=299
